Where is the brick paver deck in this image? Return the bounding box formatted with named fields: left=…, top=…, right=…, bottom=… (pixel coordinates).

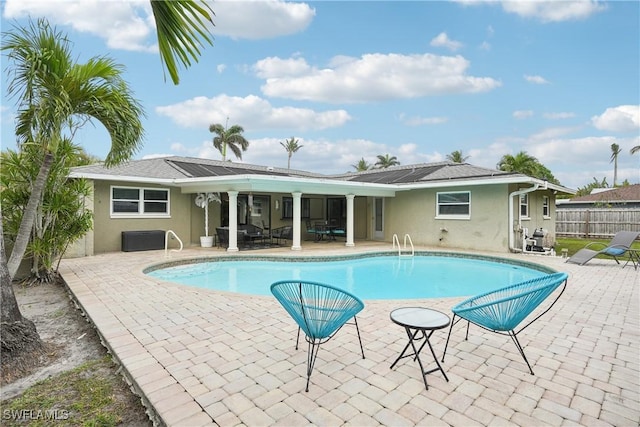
left=59, top=243, right=639, bottom=426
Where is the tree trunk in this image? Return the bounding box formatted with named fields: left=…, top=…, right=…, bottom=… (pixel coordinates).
left=7, top=152, right=54, bottom=279
left=1, top=212, right=43, bottom=357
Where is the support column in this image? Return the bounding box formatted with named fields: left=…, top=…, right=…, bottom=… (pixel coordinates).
left=227, top=191, right=239, bottom=252
left=346, top=194, right=355, bottom=247
left=291, top=192, right=302, bottom=251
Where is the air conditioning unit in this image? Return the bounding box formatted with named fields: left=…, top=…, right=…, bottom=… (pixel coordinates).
left=121, top=230, right=165, bottom=252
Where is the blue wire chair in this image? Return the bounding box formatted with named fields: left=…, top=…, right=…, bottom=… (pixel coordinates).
left=442, top=272, right=568, bottom=375
left=271, top=280, right=365, bottom=391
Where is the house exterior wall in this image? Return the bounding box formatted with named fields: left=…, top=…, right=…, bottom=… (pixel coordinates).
left=518, top=188, right=557, bottom=247
left=84, top=181, right=558, bottom=255
left=354, top=197, right=368, bottom=239
left=92, top=181, right=192, bottom=254
left=65, top=180, right=95, bottom=258
left=383, top=185, right=512, bottom=251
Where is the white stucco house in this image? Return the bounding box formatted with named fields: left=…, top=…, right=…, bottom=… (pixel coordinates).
left=68, top=156, right=574, bottom=256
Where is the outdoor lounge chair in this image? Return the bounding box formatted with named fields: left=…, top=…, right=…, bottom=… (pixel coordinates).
left=270, top=280, right=365, bottom=391
left=442, top=272, right=568, bottom=375
left=566, top=231, right=639, bottom=266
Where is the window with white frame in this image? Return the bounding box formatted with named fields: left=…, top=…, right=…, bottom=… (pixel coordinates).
left=520, top=194, right=529, bottom=218
left=436, top=191, right=470, bottom=219
left=111, top=186, right=170, bottom=217
left=542, top=196, right=550, bottom=217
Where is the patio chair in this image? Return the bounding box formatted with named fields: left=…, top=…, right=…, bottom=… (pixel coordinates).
left=442, top=272, right=568, bottom=375
left=270, top=280, right=365, bottom=391
left=566, top=231, right=639, bottom=266
left=215, top=227, right=228, bottom=248
left=271, top=225, right=292, bottom=245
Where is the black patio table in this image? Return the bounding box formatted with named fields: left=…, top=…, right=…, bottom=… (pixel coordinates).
left=390, top=307, right=450, bottom=390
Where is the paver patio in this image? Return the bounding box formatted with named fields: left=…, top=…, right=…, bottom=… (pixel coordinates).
left=59, top=242, right=639, bottom=426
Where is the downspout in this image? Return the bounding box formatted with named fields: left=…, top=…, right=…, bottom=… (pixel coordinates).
left=508, top=182, right=544, bottom=252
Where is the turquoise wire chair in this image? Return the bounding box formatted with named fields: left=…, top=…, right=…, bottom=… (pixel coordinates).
left=442, top=272, right=568, bottom=375
left=271, top=280, right=365, bottom=392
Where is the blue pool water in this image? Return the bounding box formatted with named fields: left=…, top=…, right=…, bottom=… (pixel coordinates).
left=146, top=254, right=549, bottom=299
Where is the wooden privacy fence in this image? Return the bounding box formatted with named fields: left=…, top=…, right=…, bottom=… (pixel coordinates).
left=556, top=208, right=640, bottom=238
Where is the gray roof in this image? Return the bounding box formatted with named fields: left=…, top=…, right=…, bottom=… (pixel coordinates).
left=72, top=157, right=516, bottom=184
left=71, top=156, right=575, bottom=194
left=338, top=162, right=515, bottom=184
left=71, top=156, right=323, bottom=180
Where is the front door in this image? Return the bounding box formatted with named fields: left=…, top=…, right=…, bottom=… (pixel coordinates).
left=374, top=197, right=384, bottom=240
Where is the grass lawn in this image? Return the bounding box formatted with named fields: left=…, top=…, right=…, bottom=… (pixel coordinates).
left=555, top=236, right=640, bottom=258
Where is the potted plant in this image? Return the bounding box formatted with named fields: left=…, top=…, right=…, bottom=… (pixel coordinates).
left=195, top=192, right=221, bottom=247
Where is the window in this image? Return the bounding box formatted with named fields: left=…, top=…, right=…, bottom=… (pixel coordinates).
left=542, top=196, right=550, bottom=217
left=436, top=191, right=470, bottom=219
left=111, top=186, right=169, bottom=217
left=282, top=197, right=312, bottom=219
left=282, top=197, right=294, bottom=219
left=520, top=194, right=529, bottom=218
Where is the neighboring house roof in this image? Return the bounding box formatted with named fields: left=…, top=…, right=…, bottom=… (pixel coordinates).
left=557, top=184, right=640, bottom=207
left=70, top=156, right=574, bottom=196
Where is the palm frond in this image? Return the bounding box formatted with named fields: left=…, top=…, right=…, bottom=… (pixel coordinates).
left=151, top=0, right=215, bottom=85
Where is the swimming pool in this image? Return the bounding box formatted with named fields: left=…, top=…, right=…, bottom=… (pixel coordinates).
left=146, top=253, right=554, bottom=299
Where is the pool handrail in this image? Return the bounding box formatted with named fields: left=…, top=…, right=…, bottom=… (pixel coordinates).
left=392, top=233, right=414, bottom=257
left=164, top=230, right=183, bottom=257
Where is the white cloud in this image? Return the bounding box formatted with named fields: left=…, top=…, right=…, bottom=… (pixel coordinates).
left=155, top=94, right=351, bottom=131
left=3, top=0, right=157, bottom=52
left=500, top=0, right=607, bottom=23
left=457, top=0, right=607, bottom=23
left=513, top=110, right=534, bottom=119
left=258, top=53, right=501, bottom=103
left=591, top=105, right=640, bottom=133
left=2, top=0, right=314, bottom=52
left=401, top=115, right=449, bottom=126
left=430, top=32, right=463, bottom=51
left=524, top=75, right=550, bottom=85
left=253, top=57, right=312, bottom=79
left=543, top=112, right=576, bottom=120
left=211, top=1, right=315, bottom=40
left=240, top=137, right=391, bottom=173
left=216, top=64, right=227, bottom=74
left=530, top=126, right=580, bottom=141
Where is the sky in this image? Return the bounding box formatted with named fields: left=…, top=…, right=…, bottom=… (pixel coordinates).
left=1, top=0, right=639, bottom=190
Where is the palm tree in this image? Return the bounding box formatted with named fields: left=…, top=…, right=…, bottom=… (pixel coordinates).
left=209, top=121, right=250, bottom=161
left=496, top=151, right=560, bottom=184
left=280, top=137, right=303, bottom=169
left=446, top=150, right=470, bottom=163
left=1, top=18, right=144, bottom=353
left=496, top=151, right=540, bottom=176
left=631, top=145, right=640, bottom=155
left=374, top=154, right=400, bottom=169
left=151, top=0, right=214, bottom=85
left=352, top=158, right=372, bottom=172
left=610, top=143, right=622, bottom=186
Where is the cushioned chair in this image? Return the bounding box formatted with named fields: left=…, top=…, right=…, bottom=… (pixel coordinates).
left=442, top=272, right=568, bottom=375
left=566, top=231, right=639, bottom=266
left=271, top=280, right=365, bottom=391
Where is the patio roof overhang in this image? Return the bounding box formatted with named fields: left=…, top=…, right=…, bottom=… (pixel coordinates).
left=396, top=175, right=575, bottom=195
left=174, top=174, right=398, bottom=197
left=71, top=170, right=574, bottom=197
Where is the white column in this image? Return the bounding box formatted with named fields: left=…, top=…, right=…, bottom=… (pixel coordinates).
left=227, top=191, right=239, bottom=252
left=291, top=192, right=302, bottom=250
left=346, top=194, right=355, bottom=247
